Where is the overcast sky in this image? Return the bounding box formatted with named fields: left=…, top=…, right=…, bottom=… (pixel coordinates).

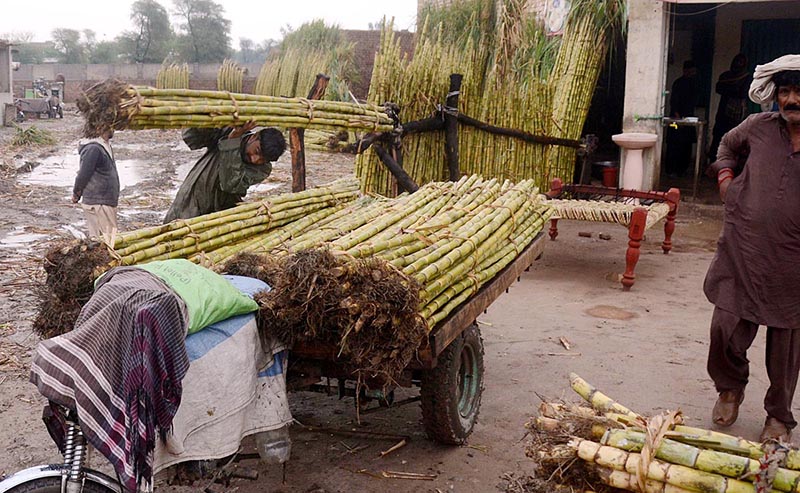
left=1, top=1, right=418, bottom=44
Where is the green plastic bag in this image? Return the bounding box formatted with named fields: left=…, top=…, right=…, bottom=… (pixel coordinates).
left=137, top=259, right=259, bottom=334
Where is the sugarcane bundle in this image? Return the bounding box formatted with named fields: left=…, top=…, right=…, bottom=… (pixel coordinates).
left=525, top=373, right=800, bottom=492
left=303, top=129, right=352, bottom=152
left=217, top=59, right=244, bottom=93
left=356, top=0, right=624, bottom=197
left=221, top=175, right=552, bottom=381
left=544, top=1, right=625, bottom=177
left=254, top=48, right=321, bottom=98
left=34, top=179, right=361, bottom=338
left=75, top=79, right=394, bottom=137
left=254, top=49, right=335, bottom=99
left=37, top=176, right=551, bottom=381
left=156, top=62, right=189, bottom=89
left=255, top=20, right=357, bottom=101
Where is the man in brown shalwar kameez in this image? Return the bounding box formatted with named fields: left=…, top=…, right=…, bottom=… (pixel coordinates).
left=705, top=54, right=800, bottom=442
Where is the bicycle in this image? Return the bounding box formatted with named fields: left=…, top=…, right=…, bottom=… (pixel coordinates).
left=0, top=406, right=122, bottom=493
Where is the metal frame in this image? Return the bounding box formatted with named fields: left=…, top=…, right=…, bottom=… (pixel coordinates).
left=0, top=465, right=122, bottom=493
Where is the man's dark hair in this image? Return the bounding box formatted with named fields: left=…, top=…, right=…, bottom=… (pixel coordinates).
left=683, top=60, right=695, bottom=71
left=773, top=70, right=800, bottom=89
left=259, top=128, right=287, bottom=162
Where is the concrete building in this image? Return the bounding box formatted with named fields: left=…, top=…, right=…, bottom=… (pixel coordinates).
left=0, top=40, right=13, bottom=124
left=627, top=0, right=800, bottom=191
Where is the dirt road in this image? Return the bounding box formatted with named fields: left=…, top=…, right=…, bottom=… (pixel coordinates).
left=1, top=111, right=782, bottom=493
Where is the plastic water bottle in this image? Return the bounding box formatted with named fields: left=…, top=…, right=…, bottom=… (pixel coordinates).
left=254, top=424, right=292, bottom=464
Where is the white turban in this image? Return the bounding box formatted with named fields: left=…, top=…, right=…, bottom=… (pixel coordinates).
left=748, top=54, right=800, bottom=104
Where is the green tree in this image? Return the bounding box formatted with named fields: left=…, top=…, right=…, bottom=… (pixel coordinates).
left=238, top=37, right=254, bottom=63
left=118, top=0, right=173, bottom=63
left=2, top=32, right=48, bottom=64
left=234, top=37, right=275, bottom=63
left=90, top=41, right=121, bottom=63
left=172, top=0, right=231, bottom=62
left=51, top=28, right=86, bottom=63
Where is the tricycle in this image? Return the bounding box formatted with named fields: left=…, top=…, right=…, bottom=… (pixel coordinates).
left=0, top=232, right=545, bottom=492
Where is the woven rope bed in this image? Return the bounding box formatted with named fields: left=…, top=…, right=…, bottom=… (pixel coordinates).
left=544, top=179, right=681, bottom=291
left=546, top=199, right=671, bottom=230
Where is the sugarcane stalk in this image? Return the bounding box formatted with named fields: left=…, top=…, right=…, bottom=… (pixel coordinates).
left=575, top=440, right=756, bottom=493
left=570, top=373, right=641, bottom=419
left=113, top=179, right=359, bottom=249
left=599, top=428, right=800, bottom=492
left=196, top=204, right=347, bottom=265
left=593, top=466, right=699, bottom=493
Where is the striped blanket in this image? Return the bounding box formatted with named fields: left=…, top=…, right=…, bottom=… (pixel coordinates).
left=30, top=267, right=189, bottom=492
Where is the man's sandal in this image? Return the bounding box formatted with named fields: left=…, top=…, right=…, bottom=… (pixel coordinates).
left=712, top=389, right=745, bottom=427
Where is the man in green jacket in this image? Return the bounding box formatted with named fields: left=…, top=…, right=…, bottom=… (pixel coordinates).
left=164, top=122, right=286, bottom=223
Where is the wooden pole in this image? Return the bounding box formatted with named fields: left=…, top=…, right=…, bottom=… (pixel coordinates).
left=444, top=74, right=462, bottom=181
left=290, top=73, right=330, bottom=192
left=402, top=116, right=444, bottom=134
left=455, top=112, right=582, bottom=149
left=373, top=144, right=419, bottom=193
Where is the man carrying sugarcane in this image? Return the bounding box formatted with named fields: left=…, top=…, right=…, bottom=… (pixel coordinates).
left=164, top=121, right=286, bottom=223
left=705, top=54, right=800, bottom=442
left=72, top=127, right=119, bottom=241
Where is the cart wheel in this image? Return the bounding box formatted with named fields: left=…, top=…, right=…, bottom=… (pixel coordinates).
left=420, top=323, right=484, bottom=444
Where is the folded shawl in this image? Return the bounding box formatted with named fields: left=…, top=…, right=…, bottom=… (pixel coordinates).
left=30, top=267, right=189, bottom=492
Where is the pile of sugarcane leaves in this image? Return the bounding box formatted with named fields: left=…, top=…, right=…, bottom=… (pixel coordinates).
left=525, top=373, right=800, bottom=493
left=35, top=176, right=550, bottom=384
left=10, top=124, right=56, bottom=147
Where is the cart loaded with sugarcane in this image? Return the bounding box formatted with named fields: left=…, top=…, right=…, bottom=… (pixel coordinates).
left=27, top=0, right=631, bottom=457
left=30, top=75, right=561, bottom=447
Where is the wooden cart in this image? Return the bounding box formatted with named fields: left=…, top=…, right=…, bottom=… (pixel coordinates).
left=288, top=231, right=547, bottom=444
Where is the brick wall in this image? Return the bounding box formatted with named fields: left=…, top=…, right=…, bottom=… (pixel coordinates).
left=12, top=63, right=262, bottom=103
left=10, top=29, right=416, bottom=103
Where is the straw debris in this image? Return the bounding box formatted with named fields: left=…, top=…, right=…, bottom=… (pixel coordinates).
left=34, top=239, right=112, bottom=338
left=227, top=249, right=426, bottom=383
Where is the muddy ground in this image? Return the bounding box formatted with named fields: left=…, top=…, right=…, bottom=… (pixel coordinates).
left=0, top=109, right=787, bottom=493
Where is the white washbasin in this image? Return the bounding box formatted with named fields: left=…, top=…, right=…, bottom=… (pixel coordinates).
left=612, top=132, right=658, bottom=150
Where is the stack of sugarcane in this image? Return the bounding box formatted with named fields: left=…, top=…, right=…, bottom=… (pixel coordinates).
left=356, top=0, right=625, bottom=197
left=223, top=175, right=552, bottom=381
left=303, top=128, right=352, bottom=152
left=37, top=176, right=551, bottom=381
left=217, top=58, right=244, bottom=93
left=254, top=20, right=356, bottom=102
left=527, top=373, right=800, bottom=493
left=75, top=79, right=394, bottom=136
left=276, top=175, right=553, bottom=328
left=156, top=62, right=189, bottom=89
left=33, top=179, right=361, bottom=338
left=255, top=48, right=332, bottom=98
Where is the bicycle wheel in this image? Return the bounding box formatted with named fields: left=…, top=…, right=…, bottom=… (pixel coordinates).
left=4, top=476, right=117, bottom=493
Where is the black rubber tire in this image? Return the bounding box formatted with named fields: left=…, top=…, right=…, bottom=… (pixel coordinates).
left=4, top=476, right=116, bottom=492
left=420, top=323, right=485, bottom=444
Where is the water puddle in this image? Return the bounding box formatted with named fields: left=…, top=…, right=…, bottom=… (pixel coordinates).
left=584, top=305, right=637, bottom=320
left=0, top=227, right=50, bottom=250
left=250, top=182, right=282, bottom=194
left=18, top=152, right=148, bottom=190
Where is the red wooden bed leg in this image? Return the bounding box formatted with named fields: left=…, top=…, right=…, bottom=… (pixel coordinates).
left=662, top=187, right=680, bottom=254
left=549, top=218, right=559, bottom=240
left=622, top=207, right=648, bottom=291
